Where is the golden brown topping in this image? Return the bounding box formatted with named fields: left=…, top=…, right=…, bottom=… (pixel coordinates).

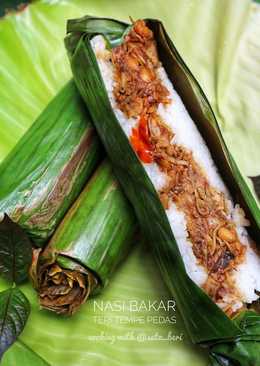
left=146, top=42, right=159, bottom=66
left=218, top=227, right=237, bottom=243
left=132, top=19, right=153, bottom=40
left=140, top=66, right=155, bottom=82
left=125, top=55, right=140, bottom=71
left=160, top=192, right=170, bottom=209
left=112, top=19, right=170, bottom=122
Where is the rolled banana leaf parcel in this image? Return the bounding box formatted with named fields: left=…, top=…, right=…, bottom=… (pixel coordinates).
left=66, top=16, right=260, bottom=365
left=30, top=162, right=136, bottom=315
left=0, top=81, right=102, bottom=245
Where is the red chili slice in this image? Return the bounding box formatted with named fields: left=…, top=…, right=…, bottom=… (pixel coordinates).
left=130, top=117, right=153, bottom=163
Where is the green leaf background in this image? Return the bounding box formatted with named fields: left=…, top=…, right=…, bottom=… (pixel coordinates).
left=2, top=341, right=50, bottom=366
left=0, top=0, right=259, bottom=365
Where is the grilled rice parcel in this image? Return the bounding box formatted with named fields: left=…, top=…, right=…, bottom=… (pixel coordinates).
left=0, top=81, right=102, bottom=244
left=86, top=20, right=259, bottom=316
left=66, top=16, right=260, bottom=364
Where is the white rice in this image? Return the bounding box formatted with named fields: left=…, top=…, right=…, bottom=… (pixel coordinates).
left=91, top=35, right=260, bottom=309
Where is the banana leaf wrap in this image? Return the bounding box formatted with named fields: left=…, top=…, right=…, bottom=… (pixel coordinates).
left=65, top=16, right=260, bottom=365
left=0, top=81, right=103, bottom=245
left=30, top=161, right=137, bottom=315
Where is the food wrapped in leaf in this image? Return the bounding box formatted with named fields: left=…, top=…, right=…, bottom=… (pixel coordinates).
left=66, top=16, right=260, bottom=365
left=30, top=161, right=136, bottom=315
left=0, top=81, right=102, bottom=245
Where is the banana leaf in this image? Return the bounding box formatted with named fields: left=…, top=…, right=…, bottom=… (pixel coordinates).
left=1, top=1, right=260, bottom=366
left=31, top=161, right=137, bottom=315
left=2, top=341, right=50, bottom=366
left=66, top=15, right=260, bottom=365
left=0, top=80, right=102, bottom=245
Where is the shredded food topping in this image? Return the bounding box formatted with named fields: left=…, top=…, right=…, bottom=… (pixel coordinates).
left=112, top=19, right=246, bottom=316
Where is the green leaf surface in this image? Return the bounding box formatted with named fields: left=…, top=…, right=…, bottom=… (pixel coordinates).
left=1, top=341, right=50, bottom=366
left=46, top=161, right=137, bottom=286
left=0, top=1, right=260, bottom=366
left=0, top=215, right=32, bottom=284
left=0, top=287, right=30, bottom=359
left=208, top=311, right=260, bottom=365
